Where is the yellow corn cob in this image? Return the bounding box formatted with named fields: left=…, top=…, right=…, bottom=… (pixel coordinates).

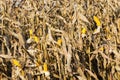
left=43, top=62, right=48, bottom=71
left=11, top=59, right=21, bottom=68
left=82, top=28, right=87, bottom=34
left=33, top=36, right=39, bottom=43
left=57, top=38, right=62, bottom=46
left=93, top=16, right=101, bottom=26
left=29, top=29, right=33, bottom=38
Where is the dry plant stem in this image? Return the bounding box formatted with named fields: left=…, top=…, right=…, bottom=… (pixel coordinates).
left=55, top=52, right=62, bottom=79
left=1, top=30, right=4, bottom=55
left=88, top=54, right=92, bottom=80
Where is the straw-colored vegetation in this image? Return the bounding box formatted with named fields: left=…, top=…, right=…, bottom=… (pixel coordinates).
left=0, top=0, right=120, bottom=80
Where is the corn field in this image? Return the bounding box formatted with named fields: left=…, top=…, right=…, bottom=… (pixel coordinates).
left=0, top=0, right=120, bottom=80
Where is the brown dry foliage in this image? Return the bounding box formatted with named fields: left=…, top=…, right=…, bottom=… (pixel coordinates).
left=0, top=0, right=120, bottom=80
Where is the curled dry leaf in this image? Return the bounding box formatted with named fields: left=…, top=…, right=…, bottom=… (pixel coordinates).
left=0, top=54, right=13, bottom=58
left=78, top=13, right=90, bottom=24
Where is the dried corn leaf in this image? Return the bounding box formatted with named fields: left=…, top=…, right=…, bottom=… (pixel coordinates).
left=85, top=69, right=98, bottom=80
left=0, top=54, right=13, bottom=58
left=93, top=27, right=100, bottom=34
left=78, top=13, right=90, bottom=24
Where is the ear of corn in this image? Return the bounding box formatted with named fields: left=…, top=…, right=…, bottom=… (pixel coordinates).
left=33, top=36, right=39, bottom=43
left=11, top=59, right=21, bottom=68
left=57, top=38, right=62, bottom=46
left=43, top=62, right=48, bottom=71
left=29, top=29, right=39, bottom=43
left=81, top=28, right=87, bottom=34
left=93, top=16, right=101, bottom=27
left=29, top=29, right=33, bottom=38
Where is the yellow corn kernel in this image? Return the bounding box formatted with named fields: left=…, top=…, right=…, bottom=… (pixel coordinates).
left=93, top=16, right=101, bottom=27
left=11, top=59, right=21, bottom=68
left=43, top=62, right=48, bottom=71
